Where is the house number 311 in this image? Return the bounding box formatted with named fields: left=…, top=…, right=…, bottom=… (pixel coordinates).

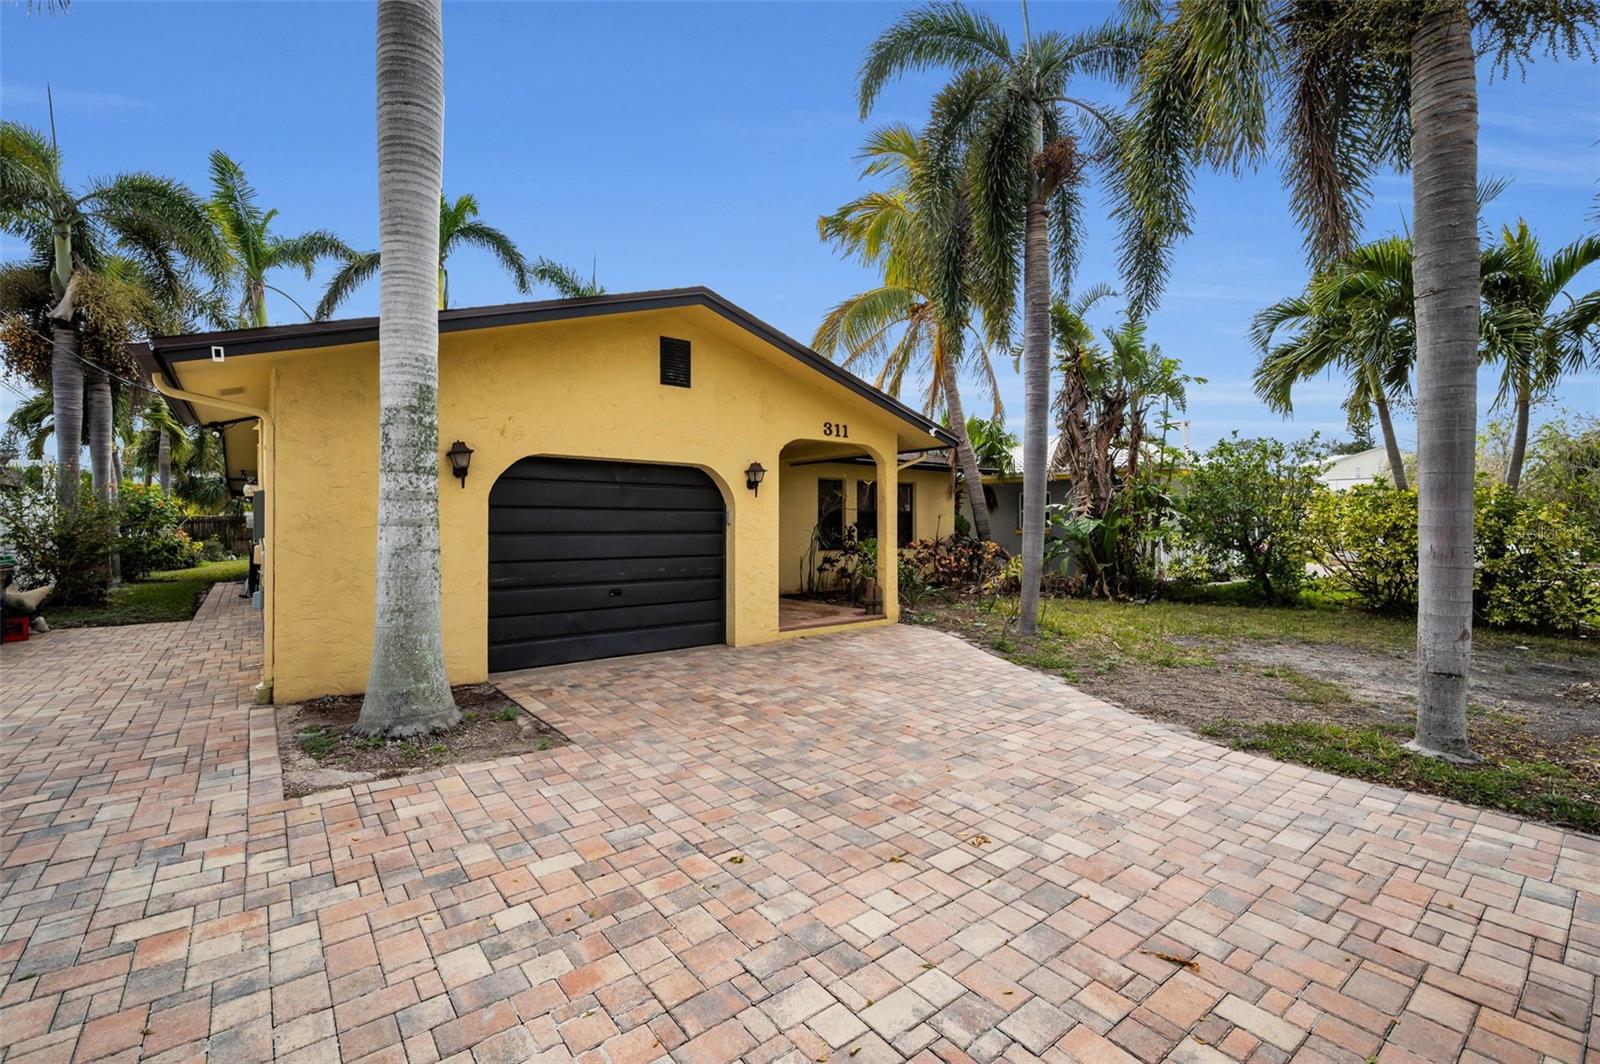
left=823, top=421, right=849, bottom=438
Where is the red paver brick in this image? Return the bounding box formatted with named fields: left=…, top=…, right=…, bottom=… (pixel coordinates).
left=1, top=586, right=1595, bottom=1064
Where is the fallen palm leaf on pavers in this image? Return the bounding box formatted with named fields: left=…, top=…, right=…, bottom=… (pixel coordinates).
left=1141, top=948, right=1200, bottom=971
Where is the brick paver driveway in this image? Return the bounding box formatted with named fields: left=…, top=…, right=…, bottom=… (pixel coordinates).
left=3, top=588, right=1597, bottom=1064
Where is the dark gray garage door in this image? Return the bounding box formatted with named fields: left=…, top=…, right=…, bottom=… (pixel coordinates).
left=488, top=457, right=726, bottom=671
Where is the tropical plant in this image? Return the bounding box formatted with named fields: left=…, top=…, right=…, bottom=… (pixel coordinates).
left=1252, top=237, right=1417, bottom=489
left=170, top=423, right=230, bottom=513
left=1518, top=414, right=1600, bottom=539
left=1476, top=480, right=1599, bottom=632
left=1179, top=434, right=1323, bottom=604
left=814, top=124, right=999, bottom=542
left=964, top=415, right=1017, bottom=478
left=128, top=393, right=187, bottom=491
left=1049, top=303, right=1197, bottom=596
left=1120, top=0, right=1598, bottom=760
left=355, top=0, right=460, bottom=737
left=1479, top=221, right=1600, bottom=488
left=858, top=1, right=1159, bottom=635
left=1306, top=480, right=1421, bottom=613
left=316, top=192, right=600, bottom=319
left=0, top=120, right=224, bottom=512
left=0, top=481, right=118, bottom=606
left=117, top=481, right=202, bottom=579
left=206, top=150, right=354, bottom=327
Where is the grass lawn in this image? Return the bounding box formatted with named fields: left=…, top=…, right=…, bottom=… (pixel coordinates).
left=915, top=590, right=1599, bottom=832
left=48, top=558, right=249, bottom=629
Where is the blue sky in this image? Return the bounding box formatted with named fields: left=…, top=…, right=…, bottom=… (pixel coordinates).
left=2, top=1, right=1597, bottom=453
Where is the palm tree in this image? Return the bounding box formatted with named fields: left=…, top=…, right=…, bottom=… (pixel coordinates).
left=814, top=123, right=1000, bottom=542
left=316, top=192, right=600, bottom=319
left=207, top=150, right=354, bottom=327
left=1252, top=238, right=1416, bottom=489
left=170, top=423, right=229, bottom=513
left=355, top=0, right=460, bottom=738
left=129, top=393, right=188, bottom=491
left=858, top=2, right=1151, bottom=634
left=1, top=120, right=223, bottom=511
left=1480, top=222, right=1600, bottom=488
left=1119, top=0, right=1598, bottom=761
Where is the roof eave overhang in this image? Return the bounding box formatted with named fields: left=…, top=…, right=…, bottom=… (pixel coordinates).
left=147, top=287, right=958, bottom=448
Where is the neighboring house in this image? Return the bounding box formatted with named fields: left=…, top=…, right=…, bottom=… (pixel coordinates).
left=1317, top=447, right=1408, bottom=492
left=958, top=434, right=1072, bottom=562
left=134, top=287, right=957, bottom=703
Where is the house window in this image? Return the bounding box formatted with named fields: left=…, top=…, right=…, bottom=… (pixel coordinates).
left=817, top=478, right=844, bottom=549
left=897, top=483, right=914, bottom=547
left=856, top=480, right=880, bottom=543
left=659, top=337, right=691, bottom=387
left=1017, top=488, right=1053, bottom=531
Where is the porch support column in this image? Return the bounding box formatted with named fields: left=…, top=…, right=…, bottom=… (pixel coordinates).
left=876, top=457, right=898, bottom=620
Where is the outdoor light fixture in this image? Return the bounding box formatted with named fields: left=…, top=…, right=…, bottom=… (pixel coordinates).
left=745, top=461, right=767, bottom=495
left=446, top=440, right=474, bottom=488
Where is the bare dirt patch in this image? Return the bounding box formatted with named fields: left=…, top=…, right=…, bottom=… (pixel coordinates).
left=276, top=683, right=570, bottom=798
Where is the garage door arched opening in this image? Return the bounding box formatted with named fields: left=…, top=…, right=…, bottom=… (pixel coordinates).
left=487, top=456, right=727, bottom=671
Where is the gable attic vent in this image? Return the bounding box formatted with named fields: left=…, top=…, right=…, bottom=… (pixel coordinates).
left=659, top=337, right=691, bottom=388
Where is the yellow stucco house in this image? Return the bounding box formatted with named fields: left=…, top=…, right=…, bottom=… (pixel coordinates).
left=135, top=288, right=958, bottom=703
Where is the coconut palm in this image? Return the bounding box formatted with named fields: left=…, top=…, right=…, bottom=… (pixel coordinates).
left=355, top=0, right=460, bottom=737
left=0, top=120, right=223, bottom=512
left=1253, top=238, right=1416, bottom=489
left=1480, top=222, right=1600, bottom=489
left=316, top=192, right=600, bottom=319
left=206, top=150, right=354, bottom=327
left=814, top=123, right=1000, bottom=542
left=858, top=2, right=1153, bottom=634
left=1120, top=0, right=1598, bottom=761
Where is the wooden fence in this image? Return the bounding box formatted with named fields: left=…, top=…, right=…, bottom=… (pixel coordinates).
left=182, top=515, right=251, bottom=553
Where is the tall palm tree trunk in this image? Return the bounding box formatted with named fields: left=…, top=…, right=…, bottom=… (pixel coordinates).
left=49, top=320, right=84, bottom=511
left=356, top=0, right=460, bottom=736
left=938, top=351, right=992, bottom=543
left=158, top=428, right=172, bottom=493
left=1505, top=381, right=1530, bottom=489
left=85, top=366, right=121, bottom=584
left=1369, top=381, right=1409, bottom=490
left=1017, top=178, right=1051, bottom=636
left=1407, top=4, right=1478, bottom=762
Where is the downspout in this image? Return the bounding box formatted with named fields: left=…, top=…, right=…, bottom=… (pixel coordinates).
left=151, top=371, right=277, bottom=704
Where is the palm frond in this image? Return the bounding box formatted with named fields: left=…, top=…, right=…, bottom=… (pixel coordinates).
left=857, top=1, right=1011, bottom=118
left=314, top=250, right=380, bottom=320
left=529, top=257, right=603, bottom=298
left=447, top=221, right=530, bottom=292
left=267, top=229, right=357, bottom=279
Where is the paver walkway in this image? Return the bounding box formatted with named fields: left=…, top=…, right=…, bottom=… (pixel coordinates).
left=2, top=587, right=1597, bottom=1064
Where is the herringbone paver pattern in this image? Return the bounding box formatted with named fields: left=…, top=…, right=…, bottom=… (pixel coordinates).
left=2, top=585, right=1597, bottom=1063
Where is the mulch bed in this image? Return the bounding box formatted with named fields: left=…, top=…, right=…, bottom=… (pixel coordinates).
left=276, top=683, right=570, bottom=797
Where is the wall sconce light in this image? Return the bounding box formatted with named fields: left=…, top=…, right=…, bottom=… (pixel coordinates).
left=446, top=440, right=474, bottom=488
left=744, top=461, right=767, bottom=496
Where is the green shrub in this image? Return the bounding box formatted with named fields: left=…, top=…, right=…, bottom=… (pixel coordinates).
left=1306, top=478, right=1598, bottom=631
left=1475, top=480, right=1599, bottom=632
left=0, top=483, right=119, bottom=606
left=1305, top=481, right=1419, bottom=613
left=1179, top=435, right=1322, bottom=604
left=118, top=482, right=203, bottom=579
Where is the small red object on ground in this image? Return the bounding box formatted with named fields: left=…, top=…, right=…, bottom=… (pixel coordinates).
left=2, top=614, right=28, bottom=643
